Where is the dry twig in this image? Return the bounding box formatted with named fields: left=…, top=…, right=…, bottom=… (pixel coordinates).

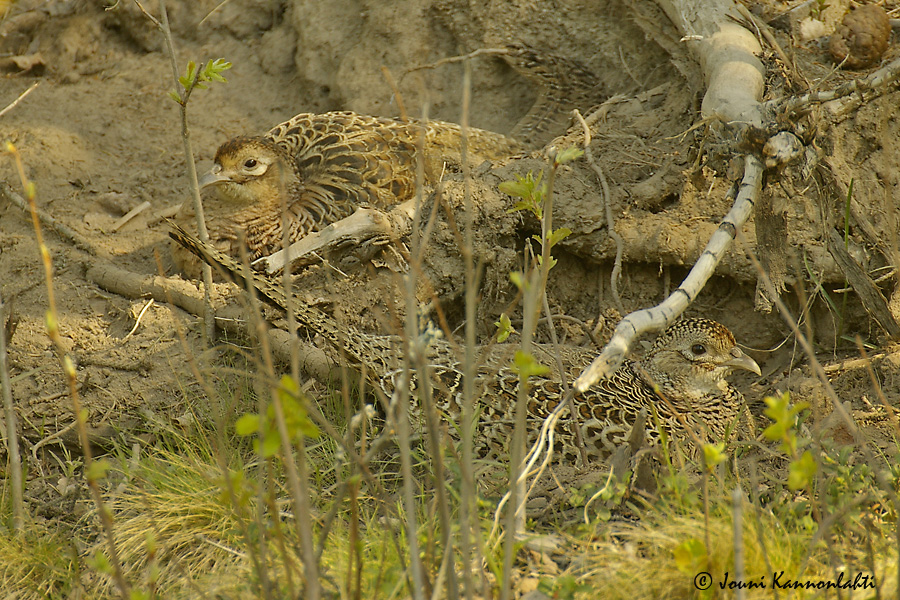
left=0, top=81, right=39, bottom=119
left=576, top=154, right=764, bottom=391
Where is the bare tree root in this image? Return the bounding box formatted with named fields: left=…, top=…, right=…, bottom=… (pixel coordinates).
left=1, top=182, right=98, bottom=256
left=656, top=0, right=764, bottom=130
left=256, top=200, right=416, bottom=275
left=573, top=109, right=625, bottom=316
left=577, top=154, right=763, bottom=390
left=85, top=261, right=339, bottom=384
left=773, top=54, right=900, bottom=122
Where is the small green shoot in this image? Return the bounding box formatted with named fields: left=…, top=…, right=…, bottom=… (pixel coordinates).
left=168, top=58, right=231, bottom=105
left=810, top=0, right=830, bottom=21
left=235, top=375, right=320, bottom=458
left=763, top=392, right=817, bottom=491
left=702, top=442, right=726, bottom=474
left=501, top=171, right=547, bottom=218
left=494, top=313, right=514, bottom=342
left=512, top=350, right=550, bottom=379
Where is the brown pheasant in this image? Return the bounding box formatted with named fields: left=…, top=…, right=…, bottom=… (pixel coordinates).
left=173, top=111, right=523, bottom=276
left=502, top=42, right=607, bottom=147
left=169, top=224, right=760, bottom=464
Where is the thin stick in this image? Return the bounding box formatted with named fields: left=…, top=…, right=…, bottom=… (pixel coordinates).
left=7, top=143, right=131, bottom=598
left=133, top=0, right=216, bottom=344
left=111, top=200, right=151, bottom=232
left=401, top=48, right=511, bottom=83
left=574, top=108, right=625, bottom=315
left=0, top=291, right=24, bottom=531
left=1, top=183, right=97, bottom=255
left=0, top=81, right=39, bottom=119
left=381, top=65, right=409, bottom=122
left=122, top=299, right=154, bottom=342
left=576, top=154, right=763, bottom=391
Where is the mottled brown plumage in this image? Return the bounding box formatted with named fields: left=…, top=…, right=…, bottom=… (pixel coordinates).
left=173, top=111, right=523, bottom=276
left=502, top=42, right=606, bottom=146
left=169, top=224, right=760, bottom=464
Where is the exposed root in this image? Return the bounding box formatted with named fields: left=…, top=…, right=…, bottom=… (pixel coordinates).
left=576, top=154, right=763, bottom=391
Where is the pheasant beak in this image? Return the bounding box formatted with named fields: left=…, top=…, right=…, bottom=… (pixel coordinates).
left=724, top=347, right=761, bottom=376
left=199, top=164, right=231, bottom=189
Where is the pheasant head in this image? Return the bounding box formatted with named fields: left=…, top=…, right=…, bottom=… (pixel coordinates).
left=639, top=318, right=760, bottom=403
left=199, top=136, right=294, bottom=207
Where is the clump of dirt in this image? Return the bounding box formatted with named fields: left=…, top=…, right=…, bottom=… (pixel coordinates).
left=1, top=0, right=899, bottom=505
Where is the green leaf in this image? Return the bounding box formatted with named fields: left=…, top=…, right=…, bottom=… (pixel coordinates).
left=788, top=450, right=817, bottom=490
left=554, top=146, right=584, bottom=165
left=203, top=58, right=232, bottom=82
left=499, top=171, right=546, bottom=218
left=509, top=199, right=537, bottom=215
left=179, top=60, right=198, bottom=90
left=509, top=271, right=525, bottom=290
left=167, top=90, right=182, bottom=104
left=275, top=377, right=320, bottom=440
left=513, top=350, right=550, bottom=379
left=762, top=420, right=788, bottom=442
left=494, top=313, right=514, bottom=342
left=673, top=538, right=707, bottom=574
left=547, top=227, right=572, bottom=248
left=298, top=416, right=320, bottom=438
left=277, top=374, right=298, bottom=401
left=86, top=459, right=111, bottom=482
left=260, top=430, right=281, bottom=458
left=498, top=171, right=541, bottom=199
left=89, top=550, right=111, bottom=574
left=535, top=254, right=558, bottom=269
left=703, top=442, right=726, bottom=470
left=235, top=413, right=260, bottom=436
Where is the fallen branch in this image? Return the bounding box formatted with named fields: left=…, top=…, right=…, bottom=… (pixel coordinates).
left=85, top=260, right=339, bottom=383
left=825, top=229, right=900, bottom=339
left=255, top=200, right=416, bottom=275
left=1, top=182, right=98, bottom=255
left=576, top=153, right=763, bottom=391
left=0, top=81, right=40, bottom=119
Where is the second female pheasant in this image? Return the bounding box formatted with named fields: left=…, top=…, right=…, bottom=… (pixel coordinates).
left=170, top=224, right=762, bottom=465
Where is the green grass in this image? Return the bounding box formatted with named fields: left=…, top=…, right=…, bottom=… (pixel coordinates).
left=3, top=381, right=897, bottom=599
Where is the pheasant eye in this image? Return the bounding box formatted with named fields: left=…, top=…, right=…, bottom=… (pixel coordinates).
left=244, top=158, right=258, bottom=169
left=691, top=344, right=707, bottom=356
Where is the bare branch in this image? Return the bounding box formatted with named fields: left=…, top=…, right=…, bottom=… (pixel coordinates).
left=575, top=154, right=763, bottom=391
left=0, top=82, right=39, bottom=119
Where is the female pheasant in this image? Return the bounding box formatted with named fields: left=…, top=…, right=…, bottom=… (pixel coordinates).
left=170, top=224, right=761, bottom=465
left=173, top=111, right=522, bottom=276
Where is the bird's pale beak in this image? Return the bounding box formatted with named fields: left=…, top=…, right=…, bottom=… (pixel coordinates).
left=724, top=347, right=761, bottom=376
left=199, top=164, right=229, bottom=189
